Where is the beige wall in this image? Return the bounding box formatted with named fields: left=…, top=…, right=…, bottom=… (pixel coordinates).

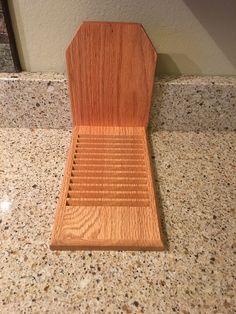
left=8, top=0, right=236, bottom=75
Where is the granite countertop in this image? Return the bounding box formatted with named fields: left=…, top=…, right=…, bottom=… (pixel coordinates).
left=0, top=73, right=235, bottom=313
left=0, top=127, right=235, bottom=313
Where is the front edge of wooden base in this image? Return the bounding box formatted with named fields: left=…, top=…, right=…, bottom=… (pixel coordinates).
left=50, top=239, right=165, bottom=251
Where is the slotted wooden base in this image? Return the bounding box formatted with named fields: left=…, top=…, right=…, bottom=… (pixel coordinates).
left=50, top=126, right=164, bottom=250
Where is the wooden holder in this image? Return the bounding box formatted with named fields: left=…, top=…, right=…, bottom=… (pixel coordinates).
left=50, top=22, right=164, bottom=250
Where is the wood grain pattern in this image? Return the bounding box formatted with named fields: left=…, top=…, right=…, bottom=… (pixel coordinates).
left=66, top=22, right=157, bottom=127
left=50, top=22, right=164, bottom=250
left=50, top=127, right=164, bottom=250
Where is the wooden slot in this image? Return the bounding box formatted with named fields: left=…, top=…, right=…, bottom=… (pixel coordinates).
left=69, top=177, right=148, bottom=185
left=69, top=184, right=148, bottom=192
left=50, top=22, right=164, bottom=251
left=72, top=159, right=144, bottom=165
left=72, top=164, right=146, bottom=171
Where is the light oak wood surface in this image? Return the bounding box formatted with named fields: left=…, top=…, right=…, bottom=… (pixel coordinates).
left=66, top=21, right=157, bottom=127
left=50, top=22, right=164, bottom=250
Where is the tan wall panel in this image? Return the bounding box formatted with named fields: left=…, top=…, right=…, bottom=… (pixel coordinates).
left=8, top=0, right=236, bottom=75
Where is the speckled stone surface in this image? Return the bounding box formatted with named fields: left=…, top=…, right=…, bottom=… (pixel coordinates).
left=151, top=76, right=236, bottom=132
left=0, top=72, right=70, bottom=129
left=0, top=72, right=235, bottom=131
left=0, top=127, right=235, bottom=313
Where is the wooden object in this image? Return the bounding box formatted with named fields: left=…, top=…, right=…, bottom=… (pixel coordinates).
left=50, top=22, right=164, bottom=250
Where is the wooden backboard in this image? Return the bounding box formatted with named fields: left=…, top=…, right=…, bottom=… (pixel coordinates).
left=66, top=22, right=157, bottom=127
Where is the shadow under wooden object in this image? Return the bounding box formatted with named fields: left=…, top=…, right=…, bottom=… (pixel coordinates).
left=50, top=22, right=164, bottom=250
